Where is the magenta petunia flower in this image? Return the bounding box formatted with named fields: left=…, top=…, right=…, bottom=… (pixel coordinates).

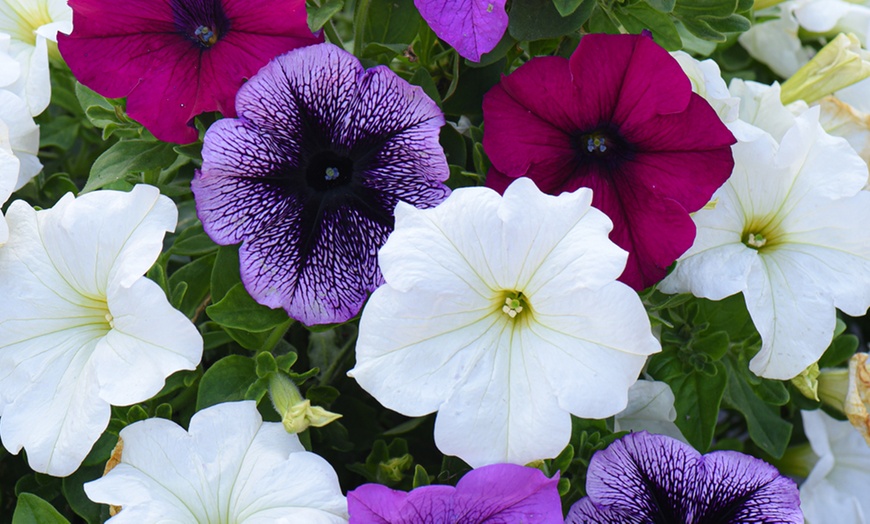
left=483, top=33, right=736, bottom=290
left=415, top=0, right=507, bottom=62
left=347, top=463, right=562, bottom=523
left=192, top=43, right=450, bottom=326
left=566, top=432, right=803, bottom=523
left=58, top=0, right=322, bottom=144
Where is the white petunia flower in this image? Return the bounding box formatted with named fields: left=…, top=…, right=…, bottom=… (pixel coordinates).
left=0, top=128, right=16, bottom=245
left=800, top=409, right=870, bottom=524
left=613, top=380, right=687, bottom=443
left=0, top=89, right=40, bottom=189
left=349, top=178, right=660, bottom=467
left=660, top=109, right=870, bottom=380
left=0, top=185, right=203, bottom=476
left=672, top=51, right=740, bottom=124
left=84, top=401, right=349, bottom=523
left=739, top=2, right=814, bottom=79
left=0, top=0, right=72, bottom=116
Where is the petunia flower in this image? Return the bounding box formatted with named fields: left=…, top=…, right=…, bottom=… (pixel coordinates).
left=0, top=185, right=202, bottom=476
left=659, top=109, right=870, bottom=380
left=565, top=432, right=803, bottom=523
left=0, top=121, right=15, bottom=244
left=0, top=89, right=41, bottom=189
left=85, top=401, right=348, bottom=522
left=414, top=0, right=507, bottom=62
left=58, top=0, right=321, bottom=144
left=0, top=0, right=71, bottom=116
left=482, top=33, right=736, bottom=291
left=192, top=43, right=450, bottom=326
left=349, top=178, right=660, bottom=467
left=347, top=463, right=562, bottom=523
left=799, top=409, right=870, bottom=524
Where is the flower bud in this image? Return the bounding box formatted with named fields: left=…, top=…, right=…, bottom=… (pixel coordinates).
left=781, top=33, right=870, bottom=105
left=792, top=362, right=820, bottom=402
left=268, top=373, right=341, bottom=434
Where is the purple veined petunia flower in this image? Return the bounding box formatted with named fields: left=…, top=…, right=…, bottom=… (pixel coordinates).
left=565, top=432, right=803, bottom=523
left=348, top=463, right=563, bottom=523
left=415, top=0, right=508, bottom=62
left=57, top=0, right=322, bottom=144
left=192, top=43, right=450, bottom=326
left=483, top=33, right=736, bottom=291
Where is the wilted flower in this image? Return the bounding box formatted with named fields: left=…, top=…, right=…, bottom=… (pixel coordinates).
left=85, top=401, right=349, bottom=522
left=566, top=432, right=802, bottom=523
left=0, top=185, right=202, bottom=476
left=193, top=43, right=450, bottom=326
left=483, top=33, right=735, bottom=290
left=58, top=0, right=321, bottom=143
left=350, top=178, right=659, bottom=467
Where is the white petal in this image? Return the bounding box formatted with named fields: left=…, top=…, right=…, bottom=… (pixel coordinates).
left=37, top=185, right=177, bottom=296
left=614, top=381, right=687, bottom=442
left=21, top=36, right=49, bottom=116
left=351, top=285, right=498, bottom=416
left=745, top=252, right=838, bottom=379
left=84, top=402, right=348, bottom=522
left=737, top=9, right=811, bottom=78
left=94, top=278, right=202, bottom=406
left=433, top=320, right=571, bottom=467
left=529, top=282, right=659, bottom=418
left=0, top=89, right=40, bottom=189
left=0, top=34, right=20, bottom=87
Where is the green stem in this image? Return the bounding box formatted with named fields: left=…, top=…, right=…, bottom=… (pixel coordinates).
left=319, top=333, right=358, bottom=386
left=263, top=318, right=295, bottom=353
left=323, top=20, right=345, bottom=49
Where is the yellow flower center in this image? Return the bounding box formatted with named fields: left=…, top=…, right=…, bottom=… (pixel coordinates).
left=742, top=215, right=784, bottom=252
left=499, top=291, right=529, bottom=319
left=1, top=1, right=54, bottom=45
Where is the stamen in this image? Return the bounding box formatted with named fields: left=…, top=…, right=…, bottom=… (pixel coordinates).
left=194, top=25, right=218, bottom=46
left=325, top=167, right=340, bottom=181
left=502, top=297, right=524, bottom=318
left=746, top=232, right=767, bottom=249
left=105, top=312, right=115, bottom=329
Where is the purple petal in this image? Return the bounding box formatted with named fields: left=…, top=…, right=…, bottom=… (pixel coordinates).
left=567, top=432, right=803, bottom=524
left=582, top=432, right=700, bottom=522
left=695, top=451, right=803, bottom=523
left=451, top=463, right=562, bottom=522
left=348, top=464, right=562, bottom=523
left=414, top=0, right=508, bottom=61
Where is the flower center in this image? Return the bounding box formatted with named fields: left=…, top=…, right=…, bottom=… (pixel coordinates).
left=500, top=291, right=528, bottom=319
left=571, top=126, right=633, bottom=168
left=194, top=25, right=219, bottom=46
left=305, top=151, right=355, bottom=191
left=741, top=216, right=783, bottom=252
left=171, top=0, right=231, bottom=49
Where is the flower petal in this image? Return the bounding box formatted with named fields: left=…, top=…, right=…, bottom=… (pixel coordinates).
left=414, top=0, right=507, bottom=61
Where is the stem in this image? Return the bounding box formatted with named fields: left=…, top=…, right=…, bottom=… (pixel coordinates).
left=263, top=318, right=295, bottom=353
left=323, top=21, right=345, bottom=49
left=319, top=332, right=358, bottom=386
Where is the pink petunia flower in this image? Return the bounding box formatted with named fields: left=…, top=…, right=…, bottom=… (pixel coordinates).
left=483, top=33, right=736, bottom=290
left=58, top=0, right=322, bottom=144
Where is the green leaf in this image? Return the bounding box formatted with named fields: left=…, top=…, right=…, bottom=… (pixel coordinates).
left=39, top=115, right=80, bottom=150
left=645, top=0, right=676, bottom=12
left=170, top=224, right=219, bottom=256
left=412, top=465, right=431, bottom=488
left=354, top=0, right=421, bottom=56
left=440, top=124, right=467, bottom=167
left=307, top=0, right=344, bottom=31
left=553, top=0, right=586, bottom=16
left=168, top=253, right=216, bottom=318
left=196, top=355, right=258, bottom=410
left=509, top=0, right=595, bottom=41
left=210, top=244, right=241, bottom=303
left=12, top=494, right=69, bottom=524
left=722, top=358, right=792, bottom=458
left=409, top=68, right=442, bottom=107
left=206, top=283, right=290, bottom=332
left=819, top=321, right=859, bottom=368
left=667, top=365, right=727, bottom=452
left=61, top=466, right=103, bottom=524
left=84, top=139, right=179, bottom=192
left=614, top=3, right=682, bottom=51
left=442, top=59, right=505, bottom=116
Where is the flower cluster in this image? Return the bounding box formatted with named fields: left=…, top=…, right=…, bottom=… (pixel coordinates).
left=5, top=0, right=870, bottom=522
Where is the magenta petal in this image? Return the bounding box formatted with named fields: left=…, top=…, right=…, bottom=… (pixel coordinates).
left=415, top=0, right=508, bottom=61
left=59, top=0, right=321, bottom=143
left=569, top=33, right=691, bottom=127
left=482, top=57, right=579, bottom=182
